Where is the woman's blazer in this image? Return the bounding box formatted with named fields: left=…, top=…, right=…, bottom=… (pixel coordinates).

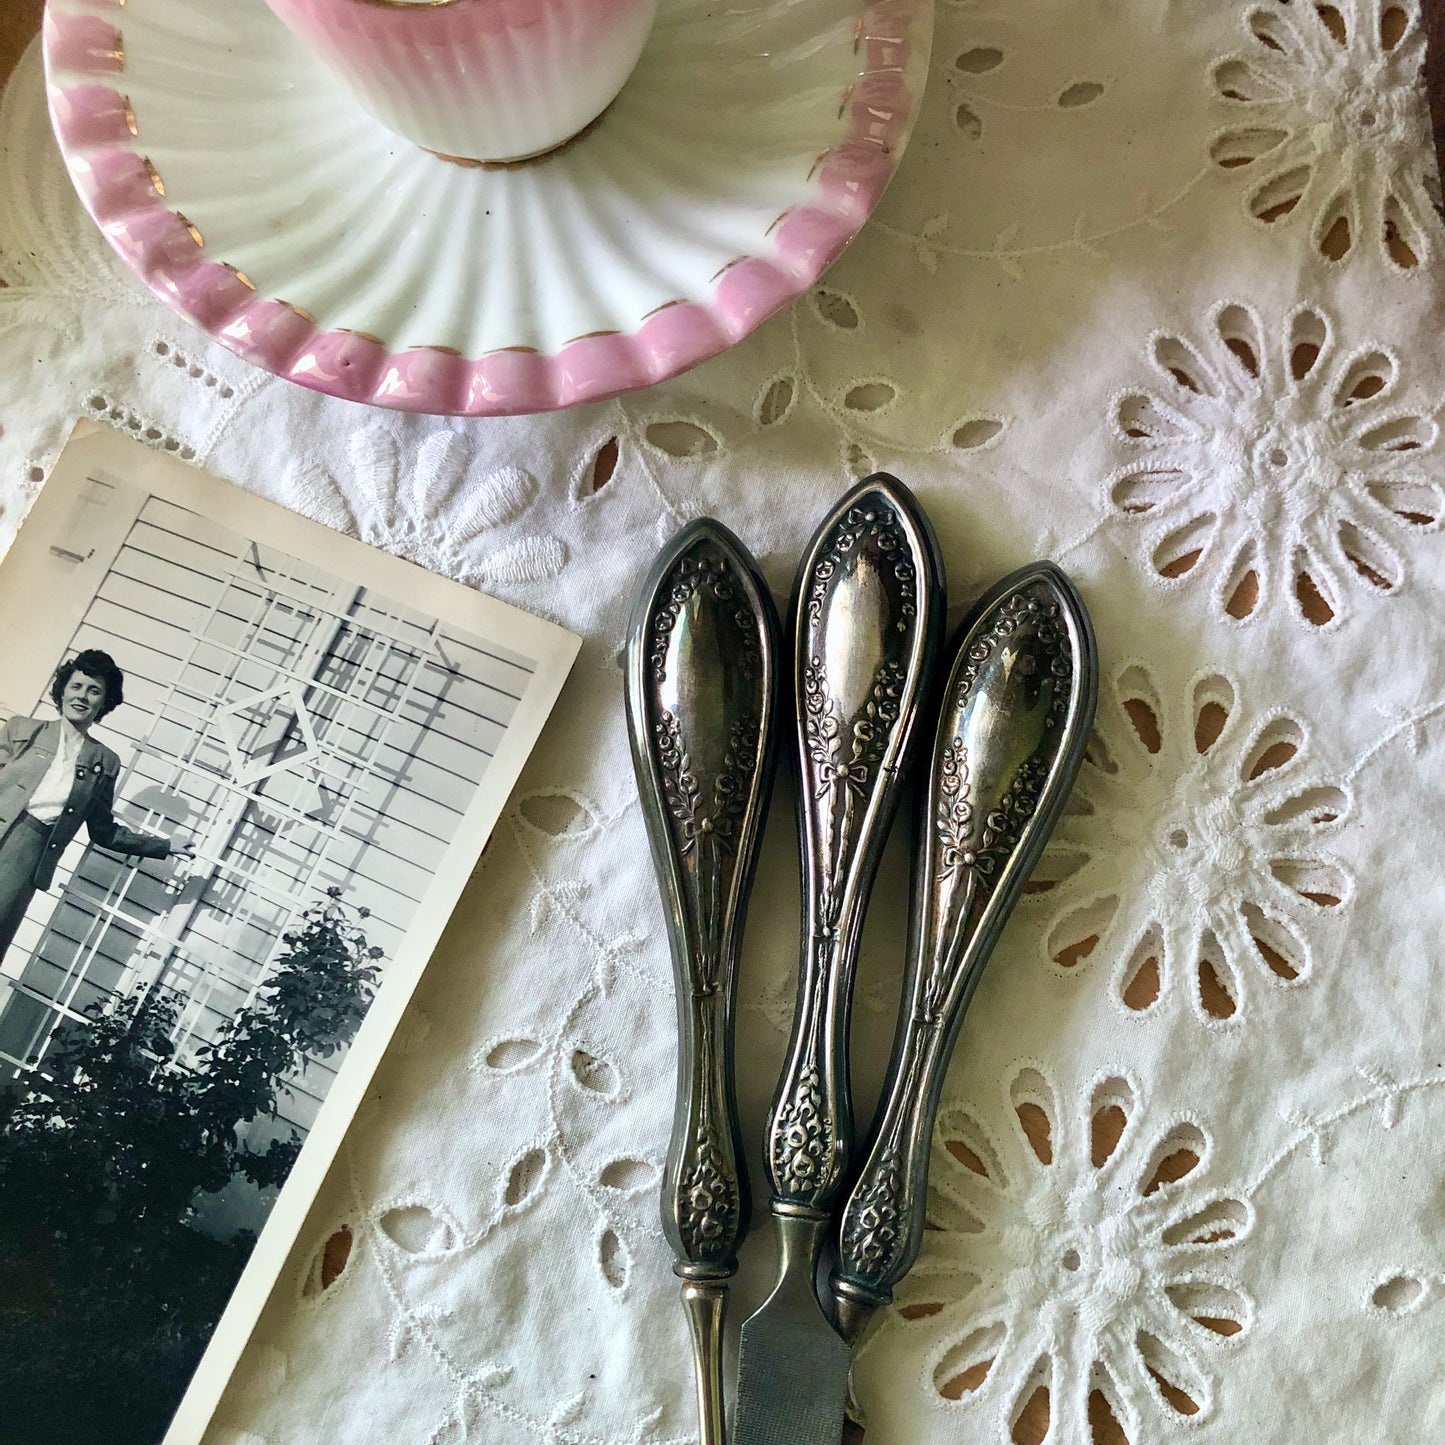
left=0, top=715, right=170, bottom=890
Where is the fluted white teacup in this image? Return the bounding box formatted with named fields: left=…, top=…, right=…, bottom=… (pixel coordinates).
left=265, top=0, right=658, bottom=163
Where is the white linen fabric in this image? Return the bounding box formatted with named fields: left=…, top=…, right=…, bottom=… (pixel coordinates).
left=4, top=1, right=1445, bottom=1442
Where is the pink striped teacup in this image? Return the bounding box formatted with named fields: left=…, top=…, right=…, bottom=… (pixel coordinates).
left=264, top=0, right=659, bottom=163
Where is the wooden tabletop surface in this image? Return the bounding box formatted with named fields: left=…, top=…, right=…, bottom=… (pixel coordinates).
left=1, top=1, right=43, bottom=92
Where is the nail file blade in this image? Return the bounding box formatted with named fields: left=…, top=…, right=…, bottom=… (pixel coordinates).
left=732, top=1288, right=850, bottom=1445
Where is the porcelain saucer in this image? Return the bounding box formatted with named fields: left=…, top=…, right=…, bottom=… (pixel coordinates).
left=44, top=0, right=932, bottom=416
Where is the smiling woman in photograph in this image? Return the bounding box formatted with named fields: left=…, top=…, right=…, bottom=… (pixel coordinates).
left=0, top=648, right=194, bottom=962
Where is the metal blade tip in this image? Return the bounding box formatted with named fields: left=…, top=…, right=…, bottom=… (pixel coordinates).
left=732, top=1305, right=851, bottom=1445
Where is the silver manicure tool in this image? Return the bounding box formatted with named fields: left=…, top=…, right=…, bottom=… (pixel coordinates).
left=625, top=518, right=782, bottom=1445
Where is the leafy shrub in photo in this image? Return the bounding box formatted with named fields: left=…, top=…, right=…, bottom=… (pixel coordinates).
left=0, top=892, right=381, bottom=1445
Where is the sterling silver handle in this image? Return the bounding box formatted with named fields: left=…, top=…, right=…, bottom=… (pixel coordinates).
left=763, top=475, right=944, bottom=1217
left=832, top=563, right=1098, bottom=1340
left=625, top=519, right=781, bottom=1445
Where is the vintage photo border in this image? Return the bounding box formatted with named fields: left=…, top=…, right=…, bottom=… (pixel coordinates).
left=0, top=421, right=580, bottom=1444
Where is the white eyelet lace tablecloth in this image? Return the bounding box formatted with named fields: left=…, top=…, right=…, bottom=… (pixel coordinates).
left=5, top=1, right=1445, bottom=1441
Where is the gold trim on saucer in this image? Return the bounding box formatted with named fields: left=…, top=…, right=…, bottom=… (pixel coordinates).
left=142, top=156, right=165, bottom=196
left=123, top=95, right=138, bottom=136
left=764, top=207, right=796, bottom=237
left=224, top=263, right=256, bottom=291
left=176, top=213, right=203, bottom=247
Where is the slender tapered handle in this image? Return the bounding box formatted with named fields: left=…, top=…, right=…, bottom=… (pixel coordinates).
left=625, top=519, right=780, bottom=1280
left=763, top=475, right=944, bottom=1213
left=832, top=563, right=1098, bottom=1336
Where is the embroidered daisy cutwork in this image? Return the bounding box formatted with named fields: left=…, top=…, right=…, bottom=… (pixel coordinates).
left=285, top=424, right=568, bottom=589
left=1104, top=301, right=1441, bottom=627
left=278, top=790, right=670, bottom=1445
left=1029, top=665, right=1353, bottom=1024
left=1210, top=0, right=1439, bottom=270
left=871, top=1066, right=1254, bottom=1441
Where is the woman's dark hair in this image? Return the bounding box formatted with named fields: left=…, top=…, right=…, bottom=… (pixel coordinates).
left=50, top=649, right=125, bottom=720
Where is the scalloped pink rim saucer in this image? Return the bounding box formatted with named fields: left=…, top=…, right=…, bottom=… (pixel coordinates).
left=43, top=0, right=932, bottom=416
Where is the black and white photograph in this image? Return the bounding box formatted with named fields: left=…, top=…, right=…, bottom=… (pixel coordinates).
left=0, top=426, right=578, bottom=1445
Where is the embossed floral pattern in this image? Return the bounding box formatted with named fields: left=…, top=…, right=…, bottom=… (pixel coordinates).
left=803, top=657, right=907, bottom=798
left=653, top=712, right=757, bottom=864
left=286, top=424, right=568, bottom=588
left=1030, top=666, right=1353, bottom=1023
left=1106, top=301, right=1442, bottom=626
left=676, top=1127, right=741, bottom=1257
left=770, top=1066, right=833, bottom=1196
left=871, top=1066, right=1255, bottom=1441
left=1210, top=0, right=1439, bottom=269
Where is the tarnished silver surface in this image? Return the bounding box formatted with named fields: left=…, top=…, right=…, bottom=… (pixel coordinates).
left=832, top=562, right=1098, bottom=1347
left=624, top=519, right=782, bottom=1445
left=734, top=476, right=944, bottom=1445
left=729, top=1209, right=846, bottom=1445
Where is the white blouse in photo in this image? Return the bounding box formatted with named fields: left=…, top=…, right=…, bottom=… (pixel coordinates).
left=27, top=722, right=85, bottom=824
